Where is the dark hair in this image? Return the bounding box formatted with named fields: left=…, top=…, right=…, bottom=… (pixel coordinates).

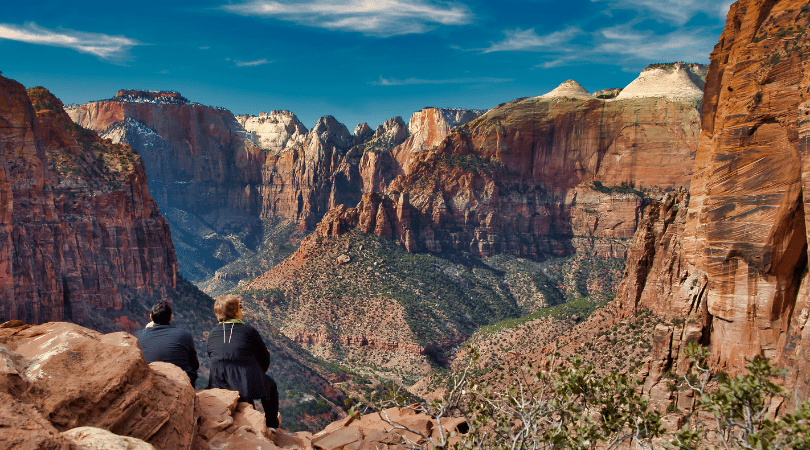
left=214, top=295, right=240, bottom=322
left=150, top=300, right=172, bottom=325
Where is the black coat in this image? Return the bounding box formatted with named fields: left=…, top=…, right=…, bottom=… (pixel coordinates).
left=136, top=324, right=199, bottom=385
left=206, top=321, right=271, bottom=399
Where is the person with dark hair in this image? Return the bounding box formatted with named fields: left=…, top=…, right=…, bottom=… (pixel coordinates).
left=207, top=294, right=280, bottom=429
left=136, top=300, right=199, bottom=386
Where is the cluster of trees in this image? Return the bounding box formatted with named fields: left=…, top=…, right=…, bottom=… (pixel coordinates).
left=360, top=343, right=809, bottom=449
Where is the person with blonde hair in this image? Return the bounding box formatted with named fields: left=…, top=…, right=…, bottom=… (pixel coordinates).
left=206, top=295, right=280, bottom=428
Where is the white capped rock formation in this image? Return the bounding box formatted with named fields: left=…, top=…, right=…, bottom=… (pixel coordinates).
left=236, top=110, right=308, bottom=154
left=614, top=63, right=704, bottom=104
left=539, top=80, right=592, bottom=99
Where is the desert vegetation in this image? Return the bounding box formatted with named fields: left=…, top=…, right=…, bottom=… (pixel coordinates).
left=362, top=344, right=810, bottom=449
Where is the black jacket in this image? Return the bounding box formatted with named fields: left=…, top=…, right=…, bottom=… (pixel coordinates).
left=136, top=324, right=199, bottom=385
left=206, top=321, right=271, bottom=399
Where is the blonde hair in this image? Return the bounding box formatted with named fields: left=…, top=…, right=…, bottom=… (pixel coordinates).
left=214, top=295, right=240, bottom=322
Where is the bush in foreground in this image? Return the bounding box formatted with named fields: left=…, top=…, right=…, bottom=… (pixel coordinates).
left=361, top=346, right=810, bottom=449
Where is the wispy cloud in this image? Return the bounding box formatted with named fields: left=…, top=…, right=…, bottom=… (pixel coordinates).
left=0, top=22, right=140, bottom=62
left=593, top=23, right=719, bottom=63
left=591, top=0, right=733, bottom=26
left=371, top=76, right=511, bottom=86
left=235, top=58, right=273, bottom=67
left=477, top=0, right=728, bottom=71
left=481, top=27, right=583, bottom=53
left=529, top=24, right=718, bottom=70
left=220, top=0, right=473, bottom=37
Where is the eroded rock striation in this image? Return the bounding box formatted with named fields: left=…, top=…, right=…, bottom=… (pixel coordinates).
left=315, top=92, right=701, bottom=261
left=613, top=0, right=810, bottom=399
left=68, top=97, right=484, bottom=292
left=241, top=73, right=702, bottom=369
left=0, top=77, right=177, bottom=329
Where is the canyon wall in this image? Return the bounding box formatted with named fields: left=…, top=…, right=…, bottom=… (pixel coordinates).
left=315, top=90, right=701, bottom=261
left=0, top=77, right=177, bottom=330
left=68, top=97, right=483, bottom=290
left=614, top=0, right=810, bottom=398
left=242, top=68, right=704, bottom=369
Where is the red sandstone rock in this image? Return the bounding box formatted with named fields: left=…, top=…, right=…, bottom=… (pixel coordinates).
left=0, top=392, right=69, bottom=450
left=196, top=388, right=283, bottom=449
left=0, top=77, right=177, bottom=329
left=61, top=427, right=156, bottom=450
left=613, top=0, right=810, bottom=400
left=306, top=406, right=466, bottom=450
left=0, top=322, right=195, bottom=449
left=380, top=95, right=698, bottom=259
left=0, top=320, right=344, bottom=449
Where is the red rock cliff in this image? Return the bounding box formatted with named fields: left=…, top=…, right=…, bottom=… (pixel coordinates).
left=318, top=95, right=700, bottom=261
left=68, top=99, right=482, bottom=290
left=0, top=77, right=177, bottom=329
left=615, top=0, right=810, bottom=397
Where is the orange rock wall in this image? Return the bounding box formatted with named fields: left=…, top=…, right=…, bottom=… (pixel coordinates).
left=615, top=0, right=810, bottom=396
left=69, top=98, right=267, bottom=217
left=321, top=96, right=699, bottom=260
left=0, top=77, right=177, bottom=329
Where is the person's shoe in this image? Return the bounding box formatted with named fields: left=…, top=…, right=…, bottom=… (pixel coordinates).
left=266, top=412, right=281, bottom=429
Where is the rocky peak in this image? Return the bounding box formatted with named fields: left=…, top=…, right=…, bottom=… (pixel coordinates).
left=539, top=79, right=592, bottom=99
left=113, top=89, right=190, bottom=105
left=371, top=116, right=408, bottom=147
left=438, top=107, right=488, bottom=128
left=375, top=117, right=406, bottom=138
left=354, top=122, right=374, bottom=141
left=311, top=115, right=353, bottom=150
left=236, top=110, right=308, bottom=154
left=615, top=63, right=705, bottom=104
left=404, top=107, right=485, bottom=153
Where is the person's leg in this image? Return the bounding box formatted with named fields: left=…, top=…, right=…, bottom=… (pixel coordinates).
left=260, top=374, right=280, bottom=428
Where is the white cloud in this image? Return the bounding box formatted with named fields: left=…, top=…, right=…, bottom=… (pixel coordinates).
left=371, top=76, right=511, bottom=86
left=477, top=1, right=725, bottom=70
left=591, top=0, right=733, bottom=26
left=220, top=0, right=473, bottom=37
left=235, top=58, right=273, bottom=67
left=594, top=23, right=718, bottom=63
left=0, top=22, right=140, bottom=61
left=482, top=27, right=583, bottom=53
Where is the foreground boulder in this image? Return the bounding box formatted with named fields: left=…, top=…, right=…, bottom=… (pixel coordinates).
left=0, top=321, right=195, bottom=449
left=0, top=320, right=456, bottom=450
left=61, top=427, right=155, bottom=450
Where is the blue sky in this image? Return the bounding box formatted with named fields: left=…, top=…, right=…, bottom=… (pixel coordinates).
left=1, top=0, right=732, bottom=129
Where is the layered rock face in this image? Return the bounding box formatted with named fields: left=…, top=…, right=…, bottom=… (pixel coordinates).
left=0, top=77, right=177, bottom=329
left=317, top=92, right=701, bottom=261
left=67, top=91, right=267, bottom=283
left=236, top=110, right=307, bottom=154
left=614, top=0, right=810, bottom=397
left=69, top=97, right=483, bottom=290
